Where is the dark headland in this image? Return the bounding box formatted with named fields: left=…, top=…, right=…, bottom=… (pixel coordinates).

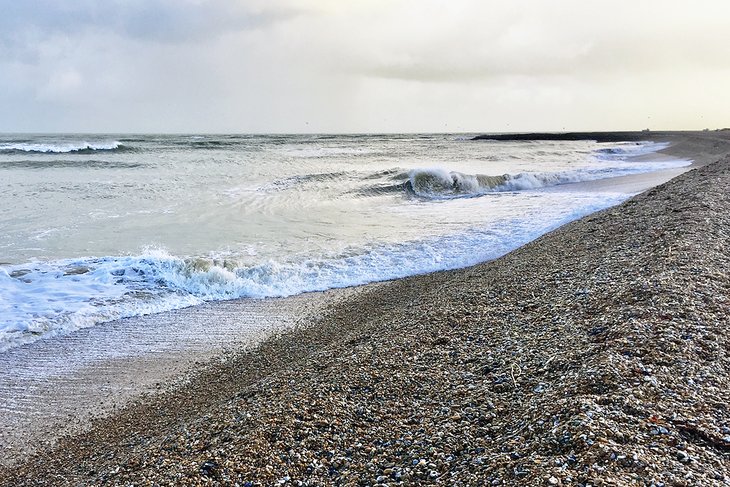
left=471, top=130, right=727, bottom=144
left=472, top=131, right=658, bottom=143
left=2, top=131, right=730, bottom=486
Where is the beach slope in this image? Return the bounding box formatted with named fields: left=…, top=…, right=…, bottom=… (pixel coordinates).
left=2, top=143, right=730, bottom=485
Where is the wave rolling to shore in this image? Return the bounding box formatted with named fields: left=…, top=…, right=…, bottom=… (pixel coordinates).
left=0, top=134, right=688, bottom=352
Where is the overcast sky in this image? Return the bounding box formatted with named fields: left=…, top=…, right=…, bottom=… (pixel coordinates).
left=1, top=0, right=729, bottom=133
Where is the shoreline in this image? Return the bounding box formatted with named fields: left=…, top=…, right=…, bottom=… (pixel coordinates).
left=0, top=135, right=688, bottom=459
left=2, top=131, right=730, bottom=485
left=0, top=285, right=371, bottom=465
left=472, top=129, right=730, bottom=169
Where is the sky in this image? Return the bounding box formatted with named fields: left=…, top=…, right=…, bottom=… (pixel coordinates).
left=1, top=0, right=729, bottom=133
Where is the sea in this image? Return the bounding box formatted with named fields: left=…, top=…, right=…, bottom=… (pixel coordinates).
left=0, top=133, right=690, bottom=352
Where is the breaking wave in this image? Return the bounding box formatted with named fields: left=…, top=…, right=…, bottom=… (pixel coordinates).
left=0, top=135, right=690, bottom=351
left=0, top=141, right=126, bottom=154
left=406, top=156, right=689, bottom=199
left=405, top=168, right=608, bottom=198
left=0, top=159, right=144, bottom=170
left=0, top=192, right=623, bottom=351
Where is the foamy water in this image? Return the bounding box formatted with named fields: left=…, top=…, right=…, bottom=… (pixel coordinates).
left=0, top=134, right=689, bottom=351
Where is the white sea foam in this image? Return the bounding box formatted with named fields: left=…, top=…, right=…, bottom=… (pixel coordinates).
left=0, top=141, right=122, bottom=153
left=0, top=193, right=628, bottom=352
left=408, top=144, right=689, bottom=199
left=0, top=134, right=687, bottom=352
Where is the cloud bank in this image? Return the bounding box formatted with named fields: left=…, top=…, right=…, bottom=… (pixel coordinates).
left=1, top=0, right=728, bottom=132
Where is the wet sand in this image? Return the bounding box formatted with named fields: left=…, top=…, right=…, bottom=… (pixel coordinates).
left=0, top=287, right=367, bottom=465
left=2, top=131, right=730, bottom=485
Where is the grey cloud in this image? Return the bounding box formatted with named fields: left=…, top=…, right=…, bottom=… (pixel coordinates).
left=0, top=0, right=295, bottom=48
left=357, top=51, right=591, bottom=83
left=1, top=0, right=729, bottom=133
left=329, top=0, right=730, bottom=84
left=106, top=1, right=296, bottom=43
left=365, top=63, right=499, bottom=83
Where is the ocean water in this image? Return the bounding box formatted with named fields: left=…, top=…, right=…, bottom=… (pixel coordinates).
left=0, top=134, right=689, bottom=351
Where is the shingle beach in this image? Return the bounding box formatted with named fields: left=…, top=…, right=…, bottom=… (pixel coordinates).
left=2, top=132, right=730, bottom=486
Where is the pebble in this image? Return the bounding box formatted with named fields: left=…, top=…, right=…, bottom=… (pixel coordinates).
left=4, top=144, right=730, bottom=487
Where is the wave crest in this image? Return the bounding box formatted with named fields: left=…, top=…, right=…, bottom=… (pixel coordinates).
left=406, top=155, right=689, bottom=199
left=408, top=169, right=510, bottom=198
left=0, top=141, right=125, bottom=154
left=407, top=168, right=558, bottom=198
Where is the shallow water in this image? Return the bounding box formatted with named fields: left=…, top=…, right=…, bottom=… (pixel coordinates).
left=0, top=287, right=357, bottom=462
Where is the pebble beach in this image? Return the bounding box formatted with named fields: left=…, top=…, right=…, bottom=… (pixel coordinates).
left=2, top=131, right=730, bottom=486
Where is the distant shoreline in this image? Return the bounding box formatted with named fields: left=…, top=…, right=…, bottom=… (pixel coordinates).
left=474, top=130, right=730, bottom=169
left=471, top=129, right=728, bottom=142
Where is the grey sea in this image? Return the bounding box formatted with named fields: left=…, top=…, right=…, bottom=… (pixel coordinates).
left=0, top=133, right=689, bottom=351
